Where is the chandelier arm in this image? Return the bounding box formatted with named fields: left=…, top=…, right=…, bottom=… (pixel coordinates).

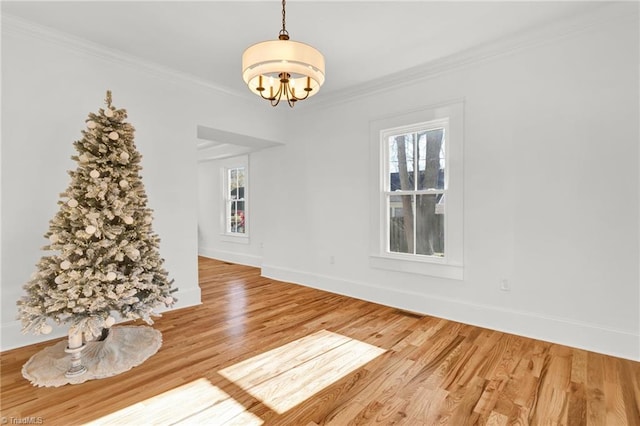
left=261, top=79, right=284, bottom=106
left=291, top=86, right=311, bottom=102
left=259, top=90, right=274, bottom=102
left=257, top=83, right=274, bottom=101
left=285, top=82, right=295, bottom=107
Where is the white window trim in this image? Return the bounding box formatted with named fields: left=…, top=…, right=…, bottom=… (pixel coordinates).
left=369, top=100, right=464, bottom=280
left=220, top=155, right=249, bottom=243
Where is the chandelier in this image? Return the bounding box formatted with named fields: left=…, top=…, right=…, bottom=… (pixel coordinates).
left=242, top=0, right=325, bottom=107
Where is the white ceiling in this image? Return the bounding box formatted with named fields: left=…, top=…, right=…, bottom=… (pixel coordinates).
left=2, top=1, right=607, bottom=100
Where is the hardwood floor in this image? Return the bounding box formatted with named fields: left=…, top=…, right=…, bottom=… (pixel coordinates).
left=2, top=256, right=639, bottom=425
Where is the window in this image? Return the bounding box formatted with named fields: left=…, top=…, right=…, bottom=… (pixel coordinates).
left=221, top=156, right=248, bottom=240
left=226, top=167, right=246, bottom=234
left=385, top=122, right=447, bottom=257
left=369, top=101, right=463, bottom=280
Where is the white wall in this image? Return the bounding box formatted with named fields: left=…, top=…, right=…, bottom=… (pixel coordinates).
left=0, top=16, right=281, bottom=350
left=257, top=7, right=640, bottom=360
left=198, top=155, right=265, bottom=267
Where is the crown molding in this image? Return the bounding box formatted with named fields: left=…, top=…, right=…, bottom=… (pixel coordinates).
left=3, top=2, right=637, bottom=111
left=1, top=13, right=252, bottom=101
left=309, top=2, right=638, bottom=110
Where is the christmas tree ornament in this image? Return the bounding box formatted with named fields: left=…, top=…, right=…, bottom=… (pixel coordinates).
left=41, top=324, right=53, bottom=335
left=105, top=316, right=116, bottom=328
left=128, top=248, right=140, bottom=260
left=18, top=90, right=177, bottom=385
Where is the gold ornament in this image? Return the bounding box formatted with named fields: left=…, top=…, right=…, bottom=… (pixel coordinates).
left=104, top=108, right=114, bottom=118
left=67, top=199, right=79, bottom=208
left=90, top=170, right=100, bottom=178
left=108, top=131, right=119, bottom=141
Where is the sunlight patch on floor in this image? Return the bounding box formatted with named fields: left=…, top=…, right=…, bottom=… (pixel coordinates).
left=218, top=329, right=386, bottom=414
left=85, top=377, right=263, bottom=425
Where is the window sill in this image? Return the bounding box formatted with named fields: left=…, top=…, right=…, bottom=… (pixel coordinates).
left=369, top=254, right=463, bottom=280
left=220, top=234, right=250, bottom=244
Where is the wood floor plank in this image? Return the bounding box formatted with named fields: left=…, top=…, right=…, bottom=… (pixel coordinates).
left=1, top=256, right=639, bottom=425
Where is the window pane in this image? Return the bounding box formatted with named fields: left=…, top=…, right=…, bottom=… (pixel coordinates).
left=230, top=168, right=245, bottom=201
left=388, top=134, right=416, bottom=191
left=229, top=200, right=245, bottom=234
left=416, top=128, right=445, bottom=190
left=389, top=195, right=414, bottom=254
left=415, top=194, right=444, bottom=257
left=236, top=168, right=245, bottom=200
left=230, top=201, right=237, bottom=232
left=230, top=169, right=237, bottom=199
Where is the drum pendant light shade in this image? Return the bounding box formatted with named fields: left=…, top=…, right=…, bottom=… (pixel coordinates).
left=241, top=0, right=325, bottom=107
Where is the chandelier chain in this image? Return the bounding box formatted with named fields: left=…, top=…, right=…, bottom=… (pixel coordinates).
left=280, top=0, right=288, bottom=37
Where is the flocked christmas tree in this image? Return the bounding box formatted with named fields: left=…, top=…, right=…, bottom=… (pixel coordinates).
left=18, top=91, right=177, bottom=341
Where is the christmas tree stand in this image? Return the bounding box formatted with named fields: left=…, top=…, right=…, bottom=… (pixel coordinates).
left=64, top=344, right=88, bottom=378
left=64, top=329, right=87, bottom=378
left=22, top=326, right=162, bottom=387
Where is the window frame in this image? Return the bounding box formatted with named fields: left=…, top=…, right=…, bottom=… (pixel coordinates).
left=382, top=119, right=449, bottom=258
left=221, top=155, right=249, bottom=243
left=369, top=100, right=464, bottom=280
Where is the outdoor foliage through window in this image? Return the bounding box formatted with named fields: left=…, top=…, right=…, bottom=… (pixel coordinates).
left=387, top=126, right=445, bottom=257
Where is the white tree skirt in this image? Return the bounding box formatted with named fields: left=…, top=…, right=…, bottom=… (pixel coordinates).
left=22, top=326, right=162, bottom=387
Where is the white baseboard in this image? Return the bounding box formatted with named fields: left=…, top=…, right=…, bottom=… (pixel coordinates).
left=198, top=247, right=262, bottom=268
left=1, top=287, right=202, bottom=352
left=261, top=264, right=640, bottom=361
